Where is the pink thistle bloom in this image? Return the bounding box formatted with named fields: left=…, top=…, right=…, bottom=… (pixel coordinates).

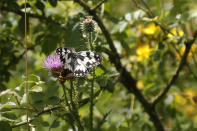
left=84, top=18, right=92, bottom=23
left=43, top=53, right=62, bottom=70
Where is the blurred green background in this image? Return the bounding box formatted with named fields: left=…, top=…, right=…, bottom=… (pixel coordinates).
left=1, top=0, right=197, bottom=130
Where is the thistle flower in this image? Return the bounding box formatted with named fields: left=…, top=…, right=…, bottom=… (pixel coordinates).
left=80, top=16, right=97, bottom=33
left=43, top=53, right=62, bottom=70
left=43, top=53, right=74, bottom=83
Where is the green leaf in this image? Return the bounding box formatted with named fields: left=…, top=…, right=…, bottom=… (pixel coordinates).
left=30, top=85, right=43, bottom=92
left=158, top=42, right=165, bottom=50
left=41, top=31, right=61, bottom=54
left=29, top=92, right=44, bottom=102
left=164, top=94, right=174, bottom=105
left=106, top=80, right=116, bottom=92
left=43, top=81, right=58, bottom=98
left=35, top=0, right=45, bottom=11
left=151, top=50, right=161, bottom=61
left=0, top=121, right=12, bottom=131
left=20, top=94, right=27, bottom=105
left=29, top=74, right=41, bottom=82
left=8, top=1, right=20, bottom=11
left=63, top=16, right=86, bottom=50
left=41, top=35, right=59, bottom=54
left=51, top=120, right=60, bottom=128
left=119, top=127, right=130, bottom=131
left=95, top=67, right=104, bottom=76
left=33, top=100, right=45, bottom=109
left=46, top=96, right=59, bottom=105
left=48, top=0, right=57, bottom=7
left=142, top=123, right=152, bottom=131
left=2, top=113, right=17, bottom=122
left=42, top=121, right=50, bottom=127
left=0, top=102, right=16, bottom=110
left=96, top=76, right=108, bottom=88
left=132, top=9, right=145, bottom=20
left=18, top=16, right=29, bottom=35
left=111, top=21, right=128, bottom=34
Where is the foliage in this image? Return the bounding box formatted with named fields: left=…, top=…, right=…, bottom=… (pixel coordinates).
left=1, top=0, right=197, bottom=130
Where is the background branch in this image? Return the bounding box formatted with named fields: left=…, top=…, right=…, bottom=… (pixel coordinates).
left=152, top=31, right=197, bottom=107
left=11, top=106, right=61, bottom=128
left=73, top=0, right=165, bottom=130
left=133, top=0, right=197, bottom=106
left=11, top=89, right=102, bottom=128
left=91, top=0, right=107, bottom=11
left=1, top=6, right=61, bottom=25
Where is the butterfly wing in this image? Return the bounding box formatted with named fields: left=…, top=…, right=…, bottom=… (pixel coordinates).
left=56, top=47, right=73, bottom=72
left=56, top=47, right=102, bottom=77
left=77, top=51, right=102, bottom=68
left=72, top=58, right=89, bottom=77
left=72, top=51, right=102, bottom=77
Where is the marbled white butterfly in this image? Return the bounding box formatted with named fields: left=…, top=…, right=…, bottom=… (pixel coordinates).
left=56, top=47, right=102, bottom=77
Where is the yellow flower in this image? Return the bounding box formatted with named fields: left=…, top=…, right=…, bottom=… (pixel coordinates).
left=167, top=28, right=184, bottom=38
left=194, top=115, right=197, bottom=124
left=176, top=44, right=196, bottom=60
left=143, top=23, right=160, bottom=35
left=185, top=105, right=196, bottom=116
left=184, top=89, right=197, bottom=105
left=184, top=90, right=197, bottom=96
left=137, top=80, right=144, bottom=89
left=136, top=44, right=153, bottom=61
left=174, top=93, right=187, bottom=105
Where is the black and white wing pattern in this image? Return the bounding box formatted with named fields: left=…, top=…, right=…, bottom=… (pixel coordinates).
left=56, top=47, right=102, bottom=77
left=77, top=51, right=102, bottom=68
left=56, top=47, right=73, bottom=72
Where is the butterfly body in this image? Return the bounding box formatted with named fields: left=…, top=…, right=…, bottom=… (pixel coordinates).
left=56, top=47, right=102, bottom=77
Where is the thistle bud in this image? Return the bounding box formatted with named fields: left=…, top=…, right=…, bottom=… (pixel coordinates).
left=80, top=16, right=97, bottom=33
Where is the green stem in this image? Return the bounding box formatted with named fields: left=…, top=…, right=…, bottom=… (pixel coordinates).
left=69, top=81, right=84, bottom=131
left=61, top=83, right=76, bottom=131
left=88, top=32, right=95, bottom=131
left=90, top=68, right=95, bottom=130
